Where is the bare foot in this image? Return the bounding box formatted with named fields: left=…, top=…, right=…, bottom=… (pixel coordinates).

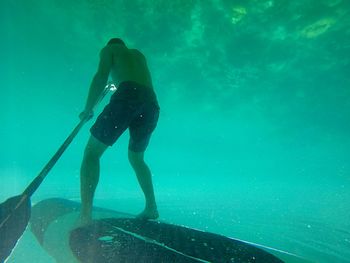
left=136, top=208, right=159, bottom=220
left=70, top=214, right=91, bottom=233
left=78, top=214, right=92, bottom=227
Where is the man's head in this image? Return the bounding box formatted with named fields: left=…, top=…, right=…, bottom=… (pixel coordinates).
left=107, top=38, right=126, bottom=46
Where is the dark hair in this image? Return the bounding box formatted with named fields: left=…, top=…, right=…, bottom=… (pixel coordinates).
left=107, top=38, right=126, bottom=46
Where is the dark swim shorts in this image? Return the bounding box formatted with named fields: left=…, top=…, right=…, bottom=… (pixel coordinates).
left=90, top=81, right=159, bottom=152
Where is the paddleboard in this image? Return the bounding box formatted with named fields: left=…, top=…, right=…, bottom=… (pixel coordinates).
left=70, top=217, right=284, bottom=263
left=30, top=199, right=310, bottom=263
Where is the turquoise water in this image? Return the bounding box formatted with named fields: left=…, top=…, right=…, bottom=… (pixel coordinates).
left=1, top=0, right=350, bottom=262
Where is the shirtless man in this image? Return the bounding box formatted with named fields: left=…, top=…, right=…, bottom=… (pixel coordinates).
left=79, top=38, right=160, bottom=224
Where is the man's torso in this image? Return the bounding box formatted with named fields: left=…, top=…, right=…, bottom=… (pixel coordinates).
left=107, top=44, right=153, bottom=89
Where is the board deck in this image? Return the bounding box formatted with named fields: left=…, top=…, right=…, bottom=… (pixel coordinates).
left=70, top=218, right=284, bottom=263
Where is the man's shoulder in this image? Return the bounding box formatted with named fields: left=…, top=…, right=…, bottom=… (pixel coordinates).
left=130, top=48, right=144, bottom=55
left=100, top=45, right=113, bottom=57
left=129, top=49, right=146, bottom=60
left=100, top=46, right=146, bottom=61
left=100, top=44, right=125, bottom=56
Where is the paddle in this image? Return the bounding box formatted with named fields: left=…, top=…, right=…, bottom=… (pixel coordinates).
left=0, top=84, right=113, bottom=262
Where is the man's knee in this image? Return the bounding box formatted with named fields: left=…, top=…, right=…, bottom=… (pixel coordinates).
left=128, top=150, right=145, bottom=167
left=83, top=136, right=108, bottom=161
left=83, top=145, right=100, bottom=161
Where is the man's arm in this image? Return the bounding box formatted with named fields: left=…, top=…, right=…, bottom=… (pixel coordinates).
left=83, top=46, right=113, bottom=113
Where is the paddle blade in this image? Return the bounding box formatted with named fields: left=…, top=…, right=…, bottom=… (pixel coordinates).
left=0, top=195, right=31, bottom=262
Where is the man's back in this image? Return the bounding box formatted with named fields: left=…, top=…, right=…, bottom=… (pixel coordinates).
left=106, top=44, right=153, bottom=89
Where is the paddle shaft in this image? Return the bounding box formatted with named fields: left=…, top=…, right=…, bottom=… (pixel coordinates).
left=0, top=84, right=112, bottom=263
left=22, top=118, right=86, bottom=197
left=3, top=118, right=88, bottom=234
left=23, top=86, right=110, bottom=197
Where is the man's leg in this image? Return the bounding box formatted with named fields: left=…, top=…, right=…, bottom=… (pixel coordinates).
left=80, top=136, right=108, bottom=224
left=128, top=150, right=159, bottom=219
